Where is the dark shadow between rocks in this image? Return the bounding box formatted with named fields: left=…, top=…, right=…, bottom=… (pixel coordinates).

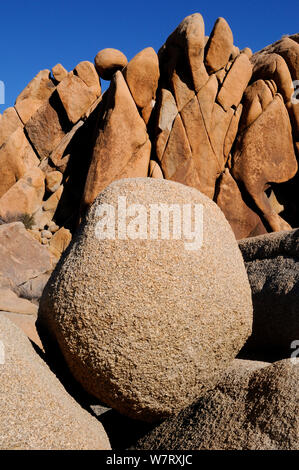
left=96, top=408, right=158, bottom=450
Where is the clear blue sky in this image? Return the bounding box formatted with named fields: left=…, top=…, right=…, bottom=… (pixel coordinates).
left=0, top=0, right=298, bottom=113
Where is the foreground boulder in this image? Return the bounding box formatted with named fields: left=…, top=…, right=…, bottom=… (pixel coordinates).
left=238, top=229, right=299, bottom=360
left=0, top=315, right=110, bottom=450
left=133, top=359, right=299, bottom=450
left=38, top=178, right=252, bottom=422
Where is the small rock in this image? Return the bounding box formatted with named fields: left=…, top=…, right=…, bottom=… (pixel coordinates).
left=41, top=230, right=52, bottom=239
left=45, top=171, right=63, bottom=193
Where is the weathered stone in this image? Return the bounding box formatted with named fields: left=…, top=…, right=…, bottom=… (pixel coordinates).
left=0, top=107, right=23, bottom=147
left=215, top=169, right=267, bottom=239
left=217, top=53, right=252, bottom=111
left=41, top=230, right=52, bottom=240
left=165, top=13, right=208, bottom=93
left=205, top=17, right=234, bottom=73
left=57, top=74, right=97, bottom=124
left=82, top=72, right=151, bottom=209
left=43, top=185, right=63, bottom=213
left=52, top=63, right=68, bottom=82
left=0, top=222, right=52, bottom=287
left=0, top=289, right=37, bottom=315
left=148, top=160, right=163, bottom=178
left=49, top=120, right=84, bottom=168
left=74, top=61, right=101, bottom=97
left=232, top=94, right=298, bottom=232
left=0, top=127, right=39, bottom=197
left=45, top=171, right=63, bottom=193
left=158, top=113, right=202, bottom=191
left=180, top=94, right=219, bottom=198
left=0, top=315, right=111, bottom=450
left=25, top=99, right=66, bottom=160
left=38, top=178, right=252, bottom=422
left=0, top=167, right=45, bottom=220
left=155, top=89, right=178, bottom=161
left=133, top=360, right=299, bottom=450
left=49, top=227, right=71, bottom=255
left=94, top=48, right=128, bottom=80
left=15, top=70, right=55, bottom=123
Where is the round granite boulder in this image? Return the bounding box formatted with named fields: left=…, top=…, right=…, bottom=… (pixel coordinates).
left=94, top=48, right=128, bottom=80
left=38, top=178, right=252, bottom=422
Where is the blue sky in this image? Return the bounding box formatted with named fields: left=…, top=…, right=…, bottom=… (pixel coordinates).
left=0, top=0, right=298, bottom=113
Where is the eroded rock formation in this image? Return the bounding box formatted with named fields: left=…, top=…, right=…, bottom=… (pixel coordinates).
left=0, top=13, right=298, bottom=248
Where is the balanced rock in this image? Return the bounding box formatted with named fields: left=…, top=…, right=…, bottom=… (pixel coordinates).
left=133, top=359, right=299, bottom=450
left=94, top=48, right=128, bottom=80
left=38, top=178, right=253, bottom=422
left=0, top=315, right=110, bottom=450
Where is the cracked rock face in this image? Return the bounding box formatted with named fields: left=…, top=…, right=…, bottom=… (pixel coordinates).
left=38, top=178, right=253, bottom=422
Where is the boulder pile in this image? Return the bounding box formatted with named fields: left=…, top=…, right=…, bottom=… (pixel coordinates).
left=0, top=12, right=298, bottom=450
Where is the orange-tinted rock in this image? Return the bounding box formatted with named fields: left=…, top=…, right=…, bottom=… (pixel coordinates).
left=74, top=61, right=101, bottom=97
left=49, top=227, right=71, bottom=257
left=0, top=167, right=45, bottom=220
left=158, top=113, right=202, bottom=190
left=159, top=13, right=208, bottom=113
left=149, top=160, right=164, bottom=178
left=215, top=169, right=267, bottom=239
left=45, top=171, right=63, bottom=193
left=15, top=70, right=55, bottom=123
left=205, top=18, right=234, bottom=73
left=52, top=63, right=68, bottom=82
left=180, top=94, right=219, bottom=198
left=94, top=48, right=128, bottom=80
left=0, top=127, right=39, bottom=197
left=123, top=47, right=159, bottom=114
left=155, top=88, right=178, bottom=160
left=82, top=71, right=151, bottom=209
left=0, top=107, right=23, bottom=147
left=217, top=53, right=252, bottom=111
left=25, top=99, right=66, bottom=160
left=57, top=74, right=97, bottom=124
left=238, top=80, right=275, bottom=133
left=232, top=94, right=298, bottom=232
